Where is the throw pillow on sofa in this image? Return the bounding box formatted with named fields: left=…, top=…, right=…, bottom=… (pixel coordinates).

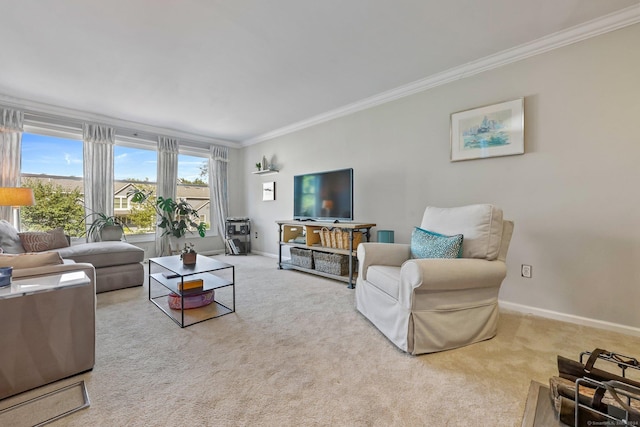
left=0, top=220, right=26, bottom=254
left=18, top=228, right=69, bottom=252
left=0, top=252, right=63, bottom=268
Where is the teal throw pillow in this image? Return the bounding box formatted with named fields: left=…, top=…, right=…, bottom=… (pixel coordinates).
left=410, top=227, right=463, bottom=259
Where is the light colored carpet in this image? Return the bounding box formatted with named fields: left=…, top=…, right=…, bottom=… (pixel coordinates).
left=2, top=254, right=639, bottom=426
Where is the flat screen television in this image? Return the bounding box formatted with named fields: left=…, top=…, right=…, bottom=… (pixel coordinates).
left=293, top=168, right=353, bottom=222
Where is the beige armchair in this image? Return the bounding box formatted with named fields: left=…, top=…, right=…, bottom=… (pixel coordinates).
left=355, top=204, right=514, bottom=355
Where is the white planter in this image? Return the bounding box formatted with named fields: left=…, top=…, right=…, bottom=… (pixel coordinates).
left=169, top=236, right=186, bottom=255
left=100, top=225, right=123, bottom=241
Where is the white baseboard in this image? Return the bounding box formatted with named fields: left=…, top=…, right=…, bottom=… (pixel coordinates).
left=499, top=300, right=640, bottom=338
left=200, top=249, right=225, bottom=256
left=231, top=252, right=640, bottom=338
left=251, top=250, right=278, bottom=259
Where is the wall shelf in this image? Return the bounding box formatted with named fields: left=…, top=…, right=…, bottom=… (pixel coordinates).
left=252, top=169, right=279, bottom=176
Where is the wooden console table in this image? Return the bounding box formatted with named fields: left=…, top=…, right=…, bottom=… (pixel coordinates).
left=276, top=220, right=376, bottom=288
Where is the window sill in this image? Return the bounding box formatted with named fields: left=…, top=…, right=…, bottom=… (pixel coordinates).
left=125, top=230, right=219, bottom=243
left=70, top=230, right=218, bottom=245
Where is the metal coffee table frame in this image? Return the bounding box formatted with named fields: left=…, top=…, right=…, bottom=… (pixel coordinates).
left=148, top=255, right=235, bottom=328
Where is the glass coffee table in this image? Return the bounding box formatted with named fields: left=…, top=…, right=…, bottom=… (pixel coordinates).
left=148, top=255, right=235, bottom=328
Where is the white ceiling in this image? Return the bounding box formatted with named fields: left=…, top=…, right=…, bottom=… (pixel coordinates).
left=1, top=0, right=638, bottom=146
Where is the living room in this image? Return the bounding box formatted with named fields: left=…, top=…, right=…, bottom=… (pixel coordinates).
left=1, top=2, right=639, bottom=425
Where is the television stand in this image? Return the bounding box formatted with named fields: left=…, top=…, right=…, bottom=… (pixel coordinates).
left=276, top=220, right=376, bottom=288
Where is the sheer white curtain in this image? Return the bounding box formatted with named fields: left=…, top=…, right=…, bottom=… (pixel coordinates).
left=208, top=145, right=229, bottom=237
left=83, top=124, right=115, bottom=238
left=156, top=136, right=179, bottom=256
left=0, top=108, right=25, bottom=222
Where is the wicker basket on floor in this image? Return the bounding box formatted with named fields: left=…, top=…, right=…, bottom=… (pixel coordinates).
left=290, top=247, right=314, bottom=269
left=313, top=252, right=350, bottom=276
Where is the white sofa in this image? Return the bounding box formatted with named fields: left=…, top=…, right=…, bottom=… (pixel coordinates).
left=355, top=204, right=514, bottom=355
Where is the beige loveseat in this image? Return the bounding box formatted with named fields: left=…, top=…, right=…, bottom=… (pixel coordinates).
left=0, top=220, right=144, bottom=293
left=355, top=204, right=514, bottom=355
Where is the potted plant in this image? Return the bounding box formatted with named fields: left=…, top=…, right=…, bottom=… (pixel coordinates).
left=85, top=212, right=128, bottom=242
left=255, top=162, right=262, bottom=171
left=180, top=242, right=197, bottom=265
left=128, top=187, right=206, bottom=254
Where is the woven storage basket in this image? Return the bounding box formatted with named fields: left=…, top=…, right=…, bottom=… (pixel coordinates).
left=320, top=227, right=331, bottom=247
left=313, top=252, right=349, bottom=276
left=290, top=247, right=313, bottom=269
left=339, top=231, right=363, bottom=250
left=319, top=228, right=362, bottom=250
left=330, top=228, right=341, bottom=248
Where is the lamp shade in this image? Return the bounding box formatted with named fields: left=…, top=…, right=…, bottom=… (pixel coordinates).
left=0, top=187, right=35, bottom=207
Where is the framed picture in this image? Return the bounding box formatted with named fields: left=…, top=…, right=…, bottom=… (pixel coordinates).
left=450, top=98, right=524, bottom=162
left=262, top=182, right=275, bottom=201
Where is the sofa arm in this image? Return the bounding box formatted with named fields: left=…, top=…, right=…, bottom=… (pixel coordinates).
left=12, top=262, right=97, bottom=293
left=357, top=243, right=411, bottom=281
left=398, top=258, right=507, bottom=307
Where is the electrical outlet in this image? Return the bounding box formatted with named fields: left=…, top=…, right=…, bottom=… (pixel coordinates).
left=254, top=231, right=258, bottom=239
left=521, top=264, right=532, bottom=278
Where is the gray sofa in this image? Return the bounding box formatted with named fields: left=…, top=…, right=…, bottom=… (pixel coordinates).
left=0, top=220, right=144, bottom=293
left=55, top=241, right=144, bottom=293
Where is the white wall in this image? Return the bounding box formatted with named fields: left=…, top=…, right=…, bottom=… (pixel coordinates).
left=241, top=24, right=640, bottom=332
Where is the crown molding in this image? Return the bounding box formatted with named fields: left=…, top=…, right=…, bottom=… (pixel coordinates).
left=243, top=4, right=640, bottom=146
left=0, top=94, right=240, bottom=149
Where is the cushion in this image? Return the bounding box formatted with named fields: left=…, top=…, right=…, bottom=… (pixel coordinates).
left=18, top=228, right=69, bottom=252
left=0, top=252, right=64, bottom=269
left=56, top=241, right=144, bottom=268
left=420, top=204, right=503, bottom=260
left=410, top=227, right=463, bottom=259
left=0, top=220, right=26, bottom=254
left=365, top=265, right=401, bottom=300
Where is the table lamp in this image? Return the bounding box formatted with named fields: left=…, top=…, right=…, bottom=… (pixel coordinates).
left=0, top=187, right=35, bottom=230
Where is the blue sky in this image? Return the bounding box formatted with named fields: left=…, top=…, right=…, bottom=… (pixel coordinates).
left=22, top=133, right=207, bottom=182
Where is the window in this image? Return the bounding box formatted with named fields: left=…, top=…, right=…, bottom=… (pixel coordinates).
left=177, top=154, right=211, bottom=231
left=114, top=196, right=129, bottom=210
left=16, top=120, right=217, bottom=240
left=114, top=145, right=158, bottom=235
left=20, top=132, right=86, bottom=237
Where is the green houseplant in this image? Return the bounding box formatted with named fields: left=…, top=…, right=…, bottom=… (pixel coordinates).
left=85, top=212, right=128, bottom=242
left=128, top=187, right=207, bottom=241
